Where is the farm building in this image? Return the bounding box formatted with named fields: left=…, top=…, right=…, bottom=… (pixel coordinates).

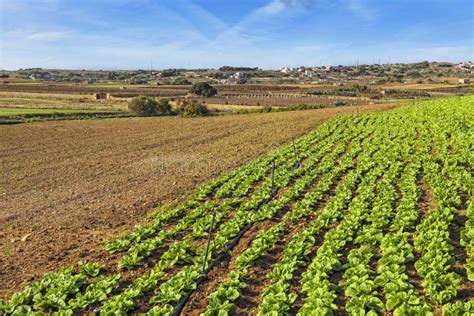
left=458, top=78, right=470, bottom=84
left=93, top=92, right=111, bottom=100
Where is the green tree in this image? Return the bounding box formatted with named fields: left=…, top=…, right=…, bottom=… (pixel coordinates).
left=128, top=96, right=164, bottom=116
left=191, top=82, right=217, bottom=97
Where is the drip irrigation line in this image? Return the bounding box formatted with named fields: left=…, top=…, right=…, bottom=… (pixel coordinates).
left=173, top=189, right=278, bottom=316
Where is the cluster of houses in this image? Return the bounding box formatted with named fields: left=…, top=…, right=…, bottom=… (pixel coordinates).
left=454, top=62, right=473, bottom=84
left=280, top=66, right=332, bottom=75
left=455, top=61, right=474, bottom=72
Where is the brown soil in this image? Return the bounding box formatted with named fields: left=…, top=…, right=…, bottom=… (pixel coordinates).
left=0, top=104, right=398, bottom=299
left=0, top=82, right=189, bottom=97
left=180, top=219, right=277, bottom=316
left=180, top=171, right=303, bottom=314
left=416, top=179, right=436, bottom=222
left=233, top=234, right=285, bottom=315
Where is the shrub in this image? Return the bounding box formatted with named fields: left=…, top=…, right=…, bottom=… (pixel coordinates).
left=334, top=101, right=348, bottom=107
left=128, top=96, right=163, bottom=116
left=210, top=72, right=226, bottom=79
left=160, top=69, right=179, bottom=77
left=177, top=100, right=209, bottom=117
left=125, top=77, right=148, bottom=85
left=173, top=77, right=191, bottom=85
left=156, top=97, right=172, bottom=114
left=191, top=82, right=217, bottom=97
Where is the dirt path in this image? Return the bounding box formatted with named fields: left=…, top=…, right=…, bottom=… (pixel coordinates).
left=0, top=104, right=398, bottom=297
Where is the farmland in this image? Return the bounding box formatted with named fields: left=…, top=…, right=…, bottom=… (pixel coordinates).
left=0, top=103, right=397, bottom=298
left=0, top=71, right=471, bottom=123
left=1, top=96, right=472, bottom=314
left=0, top=81, right=374, bottom=122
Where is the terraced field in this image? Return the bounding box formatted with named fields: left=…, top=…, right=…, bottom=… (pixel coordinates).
left=1, top=96, right=473, bottom=315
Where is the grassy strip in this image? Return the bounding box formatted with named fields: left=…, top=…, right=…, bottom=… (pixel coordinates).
left=0, top=109, right=130, bottom=124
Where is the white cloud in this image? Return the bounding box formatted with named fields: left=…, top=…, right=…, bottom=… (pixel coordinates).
left=182, top=0, right=228, bottom=30
left=280, top=0, right=318, bottom=9
left=344, top=0, right=378, bottom=20
left=1, top=0, right=59, bottom=13
left=4, top=30, right=70, bottom=42
left=256, top=0, right=287, bottom=16
left=26, top=31, right=70, bottom=41
left=210, top=0, right=302, bottom=46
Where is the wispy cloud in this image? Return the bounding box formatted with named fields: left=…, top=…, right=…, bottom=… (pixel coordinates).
left=280, top=0, right=318, bottom=9
left=181, top=0, right=228, bottom=30
left=4, top=30, right=70, bottom=42
left=344, top=0, right=379, bottom=20
left=255, top=0, right=286, bottom=16
left=27, top=31, right=70, bottom=41
left=1, top=0, right=60, bottom=14
left=214, top=0, right=308, bottom=44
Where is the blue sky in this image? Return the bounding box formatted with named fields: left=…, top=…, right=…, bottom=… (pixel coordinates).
left=0, top=0, right=472, bottom=70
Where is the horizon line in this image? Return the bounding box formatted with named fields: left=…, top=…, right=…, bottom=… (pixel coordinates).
left=2, top=59, right=473, bottom=72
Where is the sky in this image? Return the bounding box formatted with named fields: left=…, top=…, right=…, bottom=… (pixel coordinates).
left=0, top=0, right=473, bottom=70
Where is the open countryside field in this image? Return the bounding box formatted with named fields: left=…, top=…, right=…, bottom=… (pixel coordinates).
left=0, top=107, right=120, bottom=116
left=0, top=96, right=126, bottom=111
left=1, top=79, right=470, bottom=122
left=0, top=81, right=189, bottom=98
left=1, top=96, right=472, bottom=315
left=0, top=103, right=397, bottom=299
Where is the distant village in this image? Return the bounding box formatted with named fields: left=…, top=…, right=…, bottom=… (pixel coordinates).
left=1, top=61, right=472, bottom=86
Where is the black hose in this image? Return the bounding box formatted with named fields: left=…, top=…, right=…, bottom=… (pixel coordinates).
left=173, top=190, right=277, bottom=316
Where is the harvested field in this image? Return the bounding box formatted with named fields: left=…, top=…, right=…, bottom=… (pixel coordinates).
left=0, top=83, right=189, bottom=97
left=0, top=103, right=398, bottom=298
left=192, top=95, right=369, bottom=107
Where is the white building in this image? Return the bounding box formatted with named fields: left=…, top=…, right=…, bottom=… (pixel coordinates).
left=456, top=61, right=474, bottom=71
left=280, top=67, right=294, bottom=74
